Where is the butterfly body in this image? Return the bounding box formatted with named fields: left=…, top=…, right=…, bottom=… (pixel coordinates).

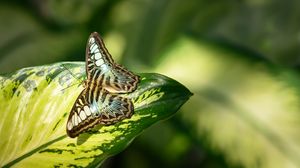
left=66, top=32, right=139, bottom=138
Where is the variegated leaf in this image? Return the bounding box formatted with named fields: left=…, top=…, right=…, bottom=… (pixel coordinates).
left=0, top=62, right=191, bottom=167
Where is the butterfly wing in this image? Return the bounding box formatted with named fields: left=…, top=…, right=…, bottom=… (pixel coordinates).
left=66, top=32, right=138, bottom=138
left=85, top=32, right=139, bottom=93
left=66, top=88, right=133, bottom=138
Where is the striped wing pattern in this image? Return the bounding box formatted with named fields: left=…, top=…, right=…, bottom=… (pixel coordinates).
left=66, top=88, right=133, bottom=138
left=66, top=32, right=139, bottom=138
left=86, top=32, right=139, bottom=93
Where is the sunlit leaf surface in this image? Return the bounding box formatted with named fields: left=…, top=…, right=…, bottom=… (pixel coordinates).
left=0, top=62, right=191, bottom=167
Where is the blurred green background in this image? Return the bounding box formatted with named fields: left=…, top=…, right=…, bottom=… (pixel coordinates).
left=2, top=0, right=300, bottom=168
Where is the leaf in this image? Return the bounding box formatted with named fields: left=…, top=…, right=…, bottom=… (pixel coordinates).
left=121, top=0, right=229, bottom=67
left=155, top=36, right=300, bottom=168
left=0, top=62, right=192, bottom=167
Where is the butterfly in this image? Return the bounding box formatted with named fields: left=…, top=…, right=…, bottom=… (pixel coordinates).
left=66, top=32, right=139, bottom=138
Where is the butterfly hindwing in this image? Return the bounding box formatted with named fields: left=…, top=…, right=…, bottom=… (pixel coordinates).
left=94, top=89, right=133, bottom=124
left=86, top=32, right=139, bottom=93
left=66, top=88, right=133, bottom=138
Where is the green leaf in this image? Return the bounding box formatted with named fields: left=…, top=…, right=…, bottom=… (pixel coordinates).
left=0, top=62, right=192, bottom=167
left=121, top=0, right=229, bottom=67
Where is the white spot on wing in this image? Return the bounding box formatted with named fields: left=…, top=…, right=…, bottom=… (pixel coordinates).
left=90, top=103, right=98, bottom=116
left=84, top=106, right=92, bottom=116
left=72, top=115, right=75, bottom=126
left=78, top=98, right=83, bottom=105
left=80, top=111, right=87, bottom=120
left=91, top=44, right=98, bottom=53
left=95, top=59, right=104, bottom=66
left=100, top=64, right=109, bottom=72
left=77, top=116, right=82, bottom=123
left=94, top=53, right=102, bottom=60
left=67, top=121, right=73, bottom=130
left=89, top=37, right=95, bottom=44
left=74, top=114, right=78, bottom=126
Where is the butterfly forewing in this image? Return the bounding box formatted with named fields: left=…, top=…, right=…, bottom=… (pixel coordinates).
left=86, top=32, right=139, bottom=93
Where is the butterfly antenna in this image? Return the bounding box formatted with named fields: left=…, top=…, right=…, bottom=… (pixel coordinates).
left=61, top=82, right=82, bottom=92
left=60, top=64, right=85, bottom=92
left=61, top=64, right=83, bottom=81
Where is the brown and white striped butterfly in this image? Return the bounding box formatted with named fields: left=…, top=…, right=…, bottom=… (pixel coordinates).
left=66, top=32, right=139, bottom=138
